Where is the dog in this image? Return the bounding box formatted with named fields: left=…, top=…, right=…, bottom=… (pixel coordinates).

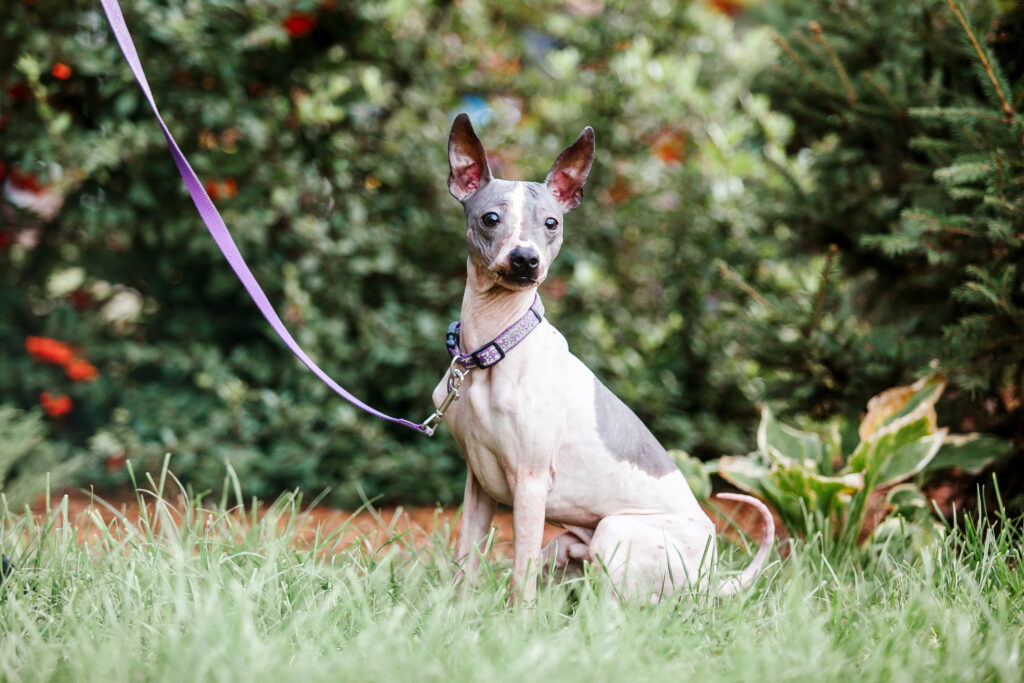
left=434, top=113, right=773, bottom=603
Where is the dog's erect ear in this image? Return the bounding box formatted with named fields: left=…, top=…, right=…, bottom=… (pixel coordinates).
left=448, top=113, right=492, bottom=202
left=545, top=127, right=595, bottom=212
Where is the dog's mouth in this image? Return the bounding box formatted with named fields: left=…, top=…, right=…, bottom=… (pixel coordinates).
left=496, top=271, right=540, bottom=289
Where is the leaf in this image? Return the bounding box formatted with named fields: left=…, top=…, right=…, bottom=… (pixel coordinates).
left=756, top=405, right=825, bottom=467
left=885, top=483, right=930, bottom=518
left=770, top=467, right=863, bottom=513
left=858, top=374, right=945, bottom=441
left=715, top=455, right=771, bottom=497
left=925, top=433, right=1012, bottom=475
left=821, top=420, right=843, bottom=474
left=669, top=450, right=711, bottom=500
left=847, top=415, right=932, bottom=478
left=877, top=429, right=946, bottom=487
left=884, top=374, right=945, bottom=427
left=718, top=454, right=861, bottom=537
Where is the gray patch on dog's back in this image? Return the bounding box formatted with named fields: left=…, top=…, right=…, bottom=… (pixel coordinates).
left=593, top=377, right=676, bottom=477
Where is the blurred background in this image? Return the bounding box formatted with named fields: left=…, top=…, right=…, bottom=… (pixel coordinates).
left=2, top=0, right=1021, bottom=510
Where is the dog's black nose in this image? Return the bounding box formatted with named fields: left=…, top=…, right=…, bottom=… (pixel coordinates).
left=509, top=247, right=540, bottom=275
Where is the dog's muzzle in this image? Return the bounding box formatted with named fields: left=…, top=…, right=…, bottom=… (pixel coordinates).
left=506, top=246, right=540, bottom=283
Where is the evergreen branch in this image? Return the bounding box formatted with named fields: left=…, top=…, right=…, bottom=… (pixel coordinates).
left=903, top=211, right=977, bottom=238
left=934, top=161, right=991, bottom=186
left=964, top=281, right=1024, bottom=334
left=996, top=150, right=1004, bottom=203
left=803, top=244, right=838, bottom=338
left=945, top=0, right=1015, bottom=122
left=808, top=21, right=857, bottom=105
left=770, top=31, right=827, bottom=94
left=908, top=106, right=1007, bottom=125
left=981, top=197, right=1024, bottom=225
left=863, top=71, right=904, bottom=119
left=962, top=265, right=1024, bottom=334
left=718, top=263, right=779, bottom=315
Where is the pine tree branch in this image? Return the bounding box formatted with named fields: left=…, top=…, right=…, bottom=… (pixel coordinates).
left=996, top=150, right=1004, bottom=203
left=770, top=31, right=827, bottom=95
left=945, top=0, right=1015, bottom=122
left=965, top=282, right=1024, bottom=334
left=803, top=244, right=838, bottom=338
left=904, top=210, right=977, bottom=237
left=718, top=263, right=779, bottom=315
left=863, top=71, right=905, bottom=120
left=809, top=21, right=857, bottom=106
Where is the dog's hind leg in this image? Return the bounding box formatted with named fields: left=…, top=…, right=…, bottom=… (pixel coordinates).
left=589, top=513, right=717, bottom=601
left=542, top=526, right=593, bottom=581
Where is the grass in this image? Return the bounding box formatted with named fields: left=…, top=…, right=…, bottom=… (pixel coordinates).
left=1, top=468, right=1022, bottom=682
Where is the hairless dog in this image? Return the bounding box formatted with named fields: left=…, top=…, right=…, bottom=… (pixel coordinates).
left=434, top=114, right=773, bottom=603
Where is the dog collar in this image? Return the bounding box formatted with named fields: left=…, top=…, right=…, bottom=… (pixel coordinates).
left=446, top=294, right=545, bottom=369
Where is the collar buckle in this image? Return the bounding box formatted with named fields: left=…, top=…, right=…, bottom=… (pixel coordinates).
left=469, top=340, right=505, bottom=368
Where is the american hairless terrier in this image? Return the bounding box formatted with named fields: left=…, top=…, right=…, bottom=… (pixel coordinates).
left=434, top=114, right=773, bottom=603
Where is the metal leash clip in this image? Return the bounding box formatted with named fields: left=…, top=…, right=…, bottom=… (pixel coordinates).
left=420, top=356, right=471, bottom=436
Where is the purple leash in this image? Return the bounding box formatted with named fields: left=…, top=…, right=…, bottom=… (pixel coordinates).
left=98, top=0, right=433, bottom=434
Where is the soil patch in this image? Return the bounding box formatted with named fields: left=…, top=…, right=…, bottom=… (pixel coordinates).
left=32, top=489, right=774, bottom=556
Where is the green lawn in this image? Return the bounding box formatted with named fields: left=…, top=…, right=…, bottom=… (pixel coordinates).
left=1, top=472, right=1022, bottom=682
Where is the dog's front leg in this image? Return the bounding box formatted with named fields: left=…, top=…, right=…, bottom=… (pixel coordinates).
left=510, top=477, right=549, bottom=604
left=454, top=467, right=496, bottom=587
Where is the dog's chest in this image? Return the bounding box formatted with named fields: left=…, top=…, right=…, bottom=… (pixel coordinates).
left=437, top=326, right=568, bottom=501
left=448, top=362, right=559, bottom=504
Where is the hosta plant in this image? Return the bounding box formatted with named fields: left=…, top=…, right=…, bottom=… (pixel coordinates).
left=700, top=375, right=1010, bottom=549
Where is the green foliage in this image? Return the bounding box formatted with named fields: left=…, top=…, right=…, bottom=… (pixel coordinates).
left=706, top=374, right=1010, bottom=548
left=2, top=0, right=795, bottom=503
left=0, top=406, right=79, bottom=509
left=733, top=0, right=1023, bottom=454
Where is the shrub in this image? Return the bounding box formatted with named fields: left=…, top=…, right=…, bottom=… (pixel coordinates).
left=2, top=1, right=793, bottom=504
left=0, top=405, right=80, bottom=509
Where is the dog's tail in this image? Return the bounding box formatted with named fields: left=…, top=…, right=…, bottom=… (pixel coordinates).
left=713, top=493, right=775, bottom=598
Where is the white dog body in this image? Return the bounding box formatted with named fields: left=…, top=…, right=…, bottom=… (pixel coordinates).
left=435, top=114, right=772, bottom=602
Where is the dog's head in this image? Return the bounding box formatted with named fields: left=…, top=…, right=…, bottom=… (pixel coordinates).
left=447, top=113, right=594, bottom=291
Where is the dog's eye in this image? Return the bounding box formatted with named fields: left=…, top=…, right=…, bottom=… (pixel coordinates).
left=481, top=212, right=500, bottom=227
left=544, top=217, right=559, bottom=230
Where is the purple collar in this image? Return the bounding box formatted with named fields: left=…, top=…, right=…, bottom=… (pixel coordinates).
left=446, top=295, right=545, bottom=369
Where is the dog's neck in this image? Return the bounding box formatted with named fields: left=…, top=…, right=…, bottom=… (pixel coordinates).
left=458, top=259, right=539, bottom=350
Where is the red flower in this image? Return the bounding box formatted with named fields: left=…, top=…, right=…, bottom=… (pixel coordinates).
left=282, top=12, right=316, bottom=37
left=65, top=359, right=99, bottom=382
left=651, top=129, right=686, bottom=164
left=40, top=392, right=72, bottom=418
left=9, top=168, right=44, bottom=194
left=51, top=62, right=72, bottom=80
left=25, top=336, right=75, bottom=365
left=203, top=179, right=219, bottom=201
left=707, top=0, right=745, bottom=17
left=204, top=178, right=238, bottom=202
